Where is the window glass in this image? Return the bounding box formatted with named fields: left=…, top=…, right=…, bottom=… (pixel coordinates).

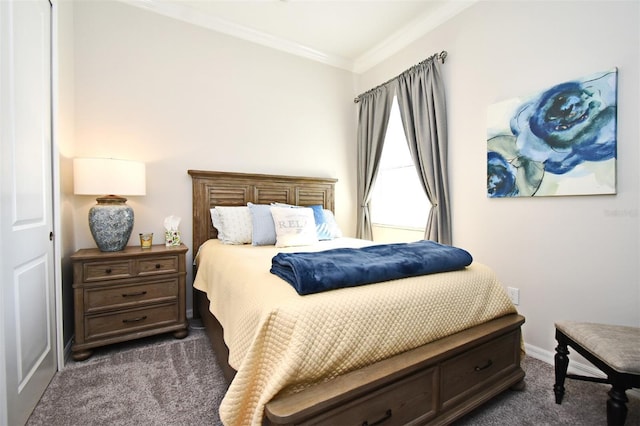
left=370, top=97, right=430, bottom=230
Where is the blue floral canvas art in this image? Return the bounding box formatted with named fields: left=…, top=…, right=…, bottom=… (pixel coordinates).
left=487, top=69, right=617, bottom=197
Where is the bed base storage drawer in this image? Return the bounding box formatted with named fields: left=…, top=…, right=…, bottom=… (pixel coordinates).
left=300, top=367, right=437, bottom=426
left=265, top=314, right=525, bottom=426
left=441, top=330, right=519, bottom=409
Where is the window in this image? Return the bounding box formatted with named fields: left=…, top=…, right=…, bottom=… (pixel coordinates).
left=370, top=97, right=431, bottom=230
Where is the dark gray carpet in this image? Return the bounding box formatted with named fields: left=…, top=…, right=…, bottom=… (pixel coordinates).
left=27, top=327, right=227, bottom=426
left=27, top=328, right=639, bottom=426
left=454, top=357, right=639, bottom=426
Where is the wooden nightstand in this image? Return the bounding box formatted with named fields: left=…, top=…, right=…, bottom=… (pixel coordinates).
left=70, top=244, right=189, bottom=361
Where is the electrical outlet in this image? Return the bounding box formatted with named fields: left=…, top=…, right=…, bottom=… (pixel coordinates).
left=507, top=287, right=520, bottom=305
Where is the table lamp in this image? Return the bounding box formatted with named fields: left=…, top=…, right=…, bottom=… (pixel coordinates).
left=73, top=158, right=146, bottom=252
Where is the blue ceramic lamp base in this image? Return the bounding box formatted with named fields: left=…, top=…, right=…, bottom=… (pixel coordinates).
left=89, top=195, right=134, bottom=252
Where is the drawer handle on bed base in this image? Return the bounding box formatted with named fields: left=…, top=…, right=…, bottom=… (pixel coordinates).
left=362, top=409, right=392, bottom=426
left=122, top=316, right=147, bottom=323
left=474, top=359, right=493, bottom=372
left=122, top=291, right=147, bottom=297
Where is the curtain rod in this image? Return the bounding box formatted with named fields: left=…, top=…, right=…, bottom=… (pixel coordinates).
left=353, top=50, right=447, bottom=104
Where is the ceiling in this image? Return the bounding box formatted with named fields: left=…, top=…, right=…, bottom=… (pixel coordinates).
left=120, top=0, right=475, bottom=73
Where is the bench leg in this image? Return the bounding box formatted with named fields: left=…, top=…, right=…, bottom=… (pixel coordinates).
left=554, top=339, right=569, bottom=404
left=607, top=385, right=628, bottom=426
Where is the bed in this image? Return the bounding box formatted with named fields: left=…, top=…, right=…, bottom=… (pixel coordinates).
left=188, top=169, right=525, bottom=426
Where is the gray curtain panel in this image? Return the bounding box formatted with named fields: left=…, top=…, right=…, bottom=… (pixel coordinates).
left=396, top=58, right=451, bottom=244
left=356, top=84, right=394, bottom=240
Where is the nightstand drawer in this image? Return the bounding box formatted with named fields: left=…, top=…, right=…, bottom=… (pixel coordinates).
left=83, top=261, right=132, bottom=282
left=136, top=255, right=178, bottom=275
left=85, top=303, right=179, bottom=341
left=441, top=330, right=518, bottom=407
left=84, top=278, right=179, bottom=313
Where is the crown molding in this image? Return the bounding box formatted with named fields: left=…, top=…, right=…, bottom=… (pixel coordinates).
left=118, top=0, right=354, bottom=70
left=118, top=0, right=475, bottom=74
left=352, top=1, right=477, bottom=74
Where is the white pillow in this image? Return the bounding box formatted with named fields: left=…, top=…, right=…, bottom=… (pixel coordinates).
left=270, top=206, right=318, bottom=247
left=209, top=208, right=227, bottom=241
left=214, top=206, right=252, bottom=244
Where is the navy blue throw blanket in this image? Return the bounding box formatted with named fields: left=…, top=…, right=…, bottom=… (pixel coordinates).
left=270, top=240, right=473, bottom=295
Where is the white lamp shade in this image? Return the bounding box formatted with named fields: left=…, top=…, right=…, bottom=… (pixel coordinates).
left=73, top=158, right=146, bottom=196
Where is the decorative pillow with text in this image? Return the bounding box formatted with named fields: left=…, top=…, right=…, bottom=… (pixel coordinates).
left=270, top=206, right=318, bottom=247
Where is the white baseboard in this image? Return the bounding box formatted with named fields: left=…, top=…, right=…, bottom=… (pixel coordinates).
left=525, top=342, right=605, bottom=378
left=524, top=342, right=640, bottom=398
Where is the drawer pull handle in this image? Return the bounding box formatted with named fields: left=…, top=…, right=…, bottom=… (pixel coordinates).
left=122, top=316, right=147, bottom=323
left=105, top=268, right=112, bottom=274
left=475, top=359, right=493, bottom=372
left=362, top=409, right=392, bottom=426
left=155, top=264, right=161, bottom=269
left=122, top=291, right=147, bottom=297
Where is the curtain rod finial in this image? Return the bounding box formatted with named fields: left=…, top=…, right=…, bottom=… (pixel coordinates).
left=439, top=51, right=448, bottom=64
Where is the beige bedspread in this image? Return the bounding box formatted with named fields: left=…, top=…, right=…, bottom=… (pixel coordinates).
left=193, top=238, right=517, bottom=426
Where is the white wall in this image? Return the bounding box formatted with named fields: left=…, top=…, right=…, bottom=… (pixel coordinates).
left=357, top=0, right=640, bottom=359
left=62, top=0, right=639, bottom=361
left=67, top=0, right=357, bottom=316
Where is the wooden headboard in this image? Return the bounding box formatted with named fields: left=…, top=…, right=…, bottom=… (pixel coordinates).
left=188, top=170, right=337, bottom=252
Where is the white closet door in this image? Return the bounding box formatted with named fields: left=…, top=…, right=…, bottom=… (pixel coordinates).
left=0, top=1, right=57, bottom=425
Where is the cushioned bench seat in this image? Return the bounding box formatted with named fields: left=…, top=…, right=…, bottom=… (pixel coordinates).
left=554, top=321, right=640, bottom=426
